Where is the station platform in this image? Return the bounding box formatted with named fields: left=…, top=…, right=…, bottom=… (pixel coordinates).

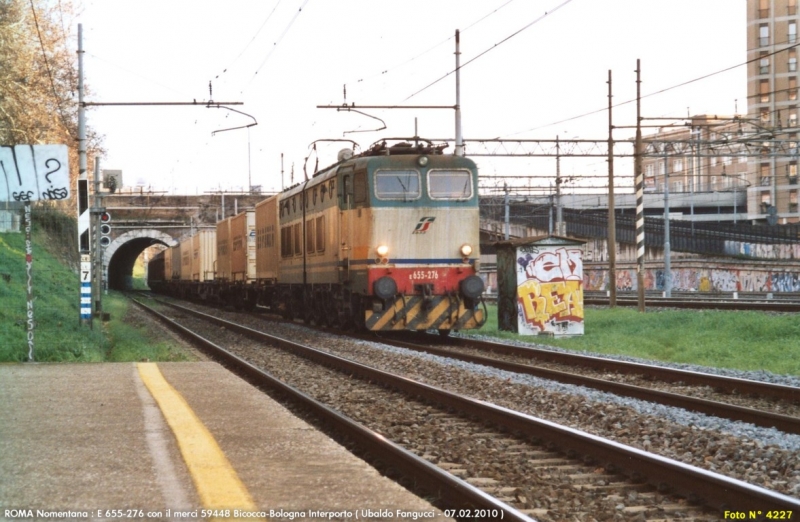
left=0, top=362, right=450, bottom=521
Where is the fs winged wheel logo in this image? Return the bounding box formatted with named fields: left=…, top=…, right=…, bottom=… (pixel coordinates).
left=412, top=217, right=436, bottom=234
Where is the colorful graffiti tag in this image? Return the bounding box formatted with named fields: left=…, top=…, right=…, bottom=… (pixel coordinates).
left=584, top=266, right=800, bottom=293
left=517, top=247, right=584, bottom=335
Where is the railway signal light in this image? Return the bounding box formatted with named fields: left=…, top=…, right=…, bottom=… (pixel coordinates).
left=99, top=212, right=111, bottom=247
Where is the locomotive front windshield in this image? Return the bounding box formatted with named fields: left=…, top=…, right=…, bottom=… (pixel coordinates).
left=375, top=170, right=421, bottom=200
left=428, top=169, right=473, bottom=200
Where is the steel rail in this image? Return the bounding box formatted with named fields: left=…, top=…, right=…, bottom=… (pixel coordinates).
left=142, top=298, right=800, bottom=515
left=437, top=335, right=800, bottom=403
left=132, top=298, right=532, bottom=521
left=584, top=295, right=800, bottom=312
left=364, top=334, right=800, bottom=434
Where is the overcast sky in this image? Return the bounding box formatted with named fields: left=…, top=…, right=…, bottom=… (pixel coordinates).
left=77, top=0, right=747, bottom=195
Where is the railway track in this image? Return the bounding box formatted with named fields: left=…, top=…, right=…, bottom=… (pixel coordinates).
left=580, top=291, right=800, bottom=312
left=362, top=332, right=800, bottom=434
left=133, top=296, right=800, bottom=520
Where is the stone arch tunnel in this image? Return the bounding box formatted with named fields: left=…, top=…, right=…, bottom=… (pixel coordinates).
left=104, top=230, right=177, bottom=291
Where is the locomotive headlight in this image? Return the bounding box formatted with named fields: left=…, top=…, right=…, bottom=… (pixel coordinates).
left=418, top=156, right=429, bottom=167
left=460, top=244, right=473, bottom=257
left=376, top=244, right=389, bottom=257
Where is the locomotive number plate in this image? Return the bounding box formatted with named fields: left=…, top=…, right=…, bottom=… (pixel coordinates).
left=409, top=270, right=439, bottom=280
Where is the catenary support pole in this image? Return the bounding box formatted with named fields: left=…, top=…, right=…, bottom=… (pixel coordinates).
left=607, top=70, right=617, bottom=307
left=77, top=23, right=92, bottom=327
left=635, top=59, right=646, bottom=312
left=454, top=29, right=464, bottom=157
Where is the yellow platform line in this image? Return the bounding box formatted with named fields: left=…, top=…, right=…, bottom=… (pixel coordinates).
left=137, top=363, right=265, bottom=521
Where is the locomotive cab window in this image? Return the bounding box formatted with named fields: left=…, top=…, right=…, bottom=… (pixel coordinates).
left=428, top=169, right=473, bottom=200
left=375, top=170, right=421, bottom=200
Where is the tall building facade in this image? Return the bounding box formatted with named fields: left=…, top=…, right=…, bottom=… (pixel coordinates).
left=748, top=0, right=800, bottom=222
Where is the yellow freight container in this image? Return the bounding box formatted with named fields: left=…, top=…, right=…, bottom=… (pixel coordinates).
left=192, top=229, right=216, bottom=282
left=231, top=210, right=256, bottom=282
left=216, top=217, right=232, bottom=282
left=255, top=195, right=279, bottom=281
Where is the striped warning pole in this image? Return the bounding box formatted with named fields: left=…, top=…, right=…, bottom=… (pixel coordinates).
left=635, top=59, right=646, bottom=312
left=77, top=24, right=92, bottom=326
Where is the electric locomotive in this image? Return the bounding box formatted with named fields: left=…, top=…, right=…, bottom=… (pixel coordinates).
left=268, top=138, right=486, bottom=334
left=148, top=138, right=487, bottom=334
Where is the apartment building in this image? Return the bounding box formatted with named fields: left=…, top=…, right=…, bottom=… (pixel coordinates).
left=748, top=0, right=800, bottom=222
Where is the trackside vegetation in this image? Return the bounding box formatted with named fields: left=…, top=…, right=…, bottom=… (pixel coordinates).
left=476, top=305, right=800, bottom=377
left=0, top=229, right=191, bottom=363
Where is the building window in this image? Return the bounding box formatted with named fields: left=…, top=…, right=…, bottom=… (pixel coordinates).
left=761, top=193, right=772, bottom=211
left=791, top=78, right=798, bottom=101
left=790, top=190, right=798, bottom=212
left=760, top=79, right=770, bottom=103
left=673, top=159, right=683, bottom=172
left=791, top=22, right=798, bottom=44
left=789, top=162, right=798, bottom=183
left=759, top=0, right=769, bottom=18
left=760, top=23, right=769, bottom=46
left=760, top=163, right=772, bottom=186
left=723, top=156, right=733, bottom=166
left=645, top=163, right=654, bottom=182
left=791, top=111, right=799, bottom=127
left=761, top=108, right=771, bottom=122
left=790, top=0, right=798, bottom=16
left=790, top=49, right=797, bottom=72
left=760, top=52, right=770, bottom=74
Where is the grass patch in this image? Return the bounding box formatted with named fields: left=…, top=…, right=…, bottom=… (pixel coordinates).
left=0, top=229, right=191, bottom=363
left=102, top=293, right=192, bottom=362
left=473, top=305, right=800, bottom=376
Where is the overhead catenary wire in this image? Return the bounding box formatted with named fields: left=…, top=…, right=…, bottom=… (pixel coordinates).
left=402, top=0, right=576, bottom=103
left=213, top=0, right=283, bottom=81
left=244, top=0, right=311, bottom=92
left=344, top=0, right=518, bottom=88
left=506, top=40, right=800, bottom=138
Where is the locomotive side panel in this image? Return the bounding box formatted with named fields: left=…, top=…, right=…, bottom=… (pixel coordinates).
left=216, top=217, right=232, bottom=282
left=255, top=195, right=279, bottom=281
left=303, top=171, right=341, bottom=285
left=277, top=188, right=305, bottom=285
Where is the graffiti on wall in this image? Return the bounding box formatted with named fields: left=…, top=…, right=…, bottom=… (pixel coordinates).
left=517, top=247, right=584, bottom=335
left=724, top=241, right=800, bottom=260
left=582, top=265, right=800, bottom=293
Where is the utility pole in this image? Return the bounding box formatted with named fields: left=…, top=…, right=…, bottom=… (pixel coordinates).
left=93, top=159, right=104, bottom=317
left=504, top=183, right=510, bottom=240
left=662, top=150, right=671, bottom=298
left=454, top=29, right=464, bottom=157
left=555, top=136, right=565, bottom=235
left=635, top=59, right=646, bottom=312
left=607, top=70, right=616, bottom=307
left=77, top=23, right=92, bottom=327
